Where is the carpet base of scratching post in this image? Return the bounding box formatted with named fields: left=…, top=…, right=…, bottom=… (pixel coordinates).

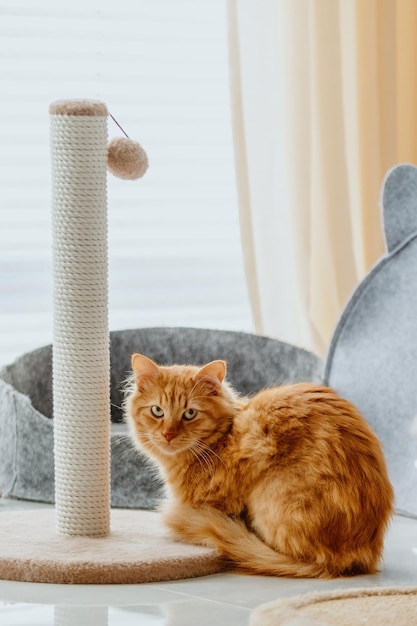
left=0, top=509, right=225, bottom=584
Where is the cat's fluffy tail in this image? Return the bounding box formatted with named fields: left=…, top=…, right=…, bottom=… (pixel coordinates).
left=162, top=503, right=344, bottom=579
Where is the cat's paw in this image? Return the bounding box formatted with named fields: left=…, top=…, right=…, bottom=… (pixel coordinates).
left=159, top=500, right=214, bottom=547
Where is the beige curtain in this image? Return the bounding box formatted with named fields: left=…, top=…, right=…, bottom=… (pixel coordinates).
left=228, top=0, right=417, bottom=356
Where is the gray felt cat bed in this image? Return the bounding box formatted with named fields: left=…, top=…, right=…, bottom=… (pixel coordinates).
left=0, top=326, right=322, bottom=509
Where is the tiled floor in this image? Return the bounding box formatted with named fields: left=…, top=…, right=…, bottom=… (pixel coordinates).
left=1, top=498, right=416, bottom=625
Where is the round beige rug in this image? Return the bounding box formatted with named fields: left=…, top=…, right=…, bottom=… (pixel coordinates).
left=0, top=509, right=225, bottom=584
left=250, top=587, right=417, bottom=626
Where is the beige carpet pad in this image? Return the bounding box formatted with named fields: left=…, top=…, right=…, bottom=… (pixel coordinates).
left=0, top=508, right=225, bottom=584
left=251, top=586, right=417, bottom=626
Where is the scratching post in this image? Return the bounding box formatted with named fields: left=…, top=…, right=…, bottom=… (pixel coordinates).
left=0, top=98, right=224, bottom=586
left=50, top=100, right=110, bottom=537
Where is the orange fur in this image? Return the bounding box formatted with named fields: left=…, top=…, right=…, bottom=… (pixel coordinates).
left=125, top=354, right=394, bottom=578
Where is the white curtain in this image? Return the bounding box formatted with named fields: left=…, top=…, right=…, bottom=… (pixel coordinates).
left=227, top=0, right=413, bottom=357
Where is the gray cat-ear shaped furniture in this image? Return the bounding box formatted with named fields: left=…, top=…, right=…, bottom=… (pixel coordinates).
left=0, top=327, right=322, bottom=509
left=325, top=163, right=417, bottom=518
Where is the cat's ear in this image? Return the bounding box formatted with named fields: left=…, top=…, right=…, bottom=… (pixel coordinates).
left=197, top=360, right=227, bottom=383
left=195, top=360, right=226, bottom=396
left=131, top=353, right=159, bottom=390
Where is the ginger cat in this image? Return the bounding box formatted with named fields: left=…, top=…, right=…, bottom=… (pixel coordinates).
left=125, top=353, right=394, bottom=578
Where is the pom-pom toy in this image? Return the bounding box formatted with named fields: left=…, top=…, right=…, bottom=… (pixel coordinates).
left=107, top=112, right=149, bottom=180
left=107, top=136, right=148, bottom=180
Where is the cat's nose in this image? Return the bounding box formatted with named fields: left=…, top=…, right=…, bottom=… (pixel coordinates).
left=163, top=431, right=177, bottom=443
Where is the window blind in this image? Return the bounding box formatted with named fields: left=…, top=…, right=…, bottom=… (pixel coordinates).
left=0, top=0, right=252, bottom=367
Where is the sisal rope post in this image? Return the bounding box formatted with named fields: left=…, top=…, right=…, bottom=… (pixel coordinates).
left=50, top=99, right=110, bottom=537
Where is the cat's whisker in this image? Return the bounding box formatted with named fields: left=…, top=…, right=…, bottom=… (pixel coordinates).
left=191, top=443, right=215, bottom=469
left=189, top=442, right=214, bottom=466
left=190, top=444, right=220, bottom=489
left=130, top=432, right=157, bottom=457
left=185, top=446, right=217, bottom=504
left=186, top=440, right=216, bottom=473
left=186, top=446, right=207, bottom=470
left=194, top=447, right=216, bottom=475
left=114, top=432, right=134, bottom=442
left=116, top=447, right=142, bottom=463
left=194, top=439, right=227, bottom=469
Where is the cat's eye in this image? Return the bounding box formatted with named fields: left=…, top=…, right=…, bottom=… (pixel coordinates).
left=182, top=408, right=197, bottom=421
left=151, top=406, right=164, bottom=418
